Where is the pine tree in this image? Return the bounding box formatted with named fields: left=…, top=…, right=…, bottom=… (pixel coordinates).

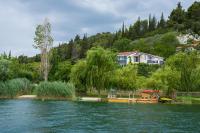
left=74, top=34, right=80, bottom=42
left=140, top=20, right=148, bottom=36
left=149, top=14, right=157, bottom=31
left=152, top=16, right=157, bottom=30
left=159, top=12, right=166, bottom=28
left=66, top=39, right=73, bottom=59
left=8, top=51, right=11, bottom=59
left=133, top=17, right=141, bottom=38
left=3, top=52, right=7, bottom=59
left=168, top=2, right=185, bottom=30
left=80, top=34, right=89, bottom=58
left=121, top=22, right=125, bottom=37
left=186, top=1, right=200, bottom=34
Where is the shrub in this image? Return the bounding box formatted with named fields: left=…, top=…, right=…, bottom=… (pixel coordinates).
left=36, top=81, right=75, bottom=98
left=0, top=78, right=32, bottom=98
left=0, top=81, right=7, bottom=97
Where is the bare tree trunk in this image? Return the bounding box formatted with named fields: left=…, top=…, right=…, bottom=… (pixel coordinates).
left=41, top=47, right=49, bottom=81
left=44, top=48, right=48, bottom=81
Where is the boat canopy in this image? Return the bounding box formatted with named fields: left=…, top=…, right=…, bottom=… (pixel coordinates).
left=142, top=90, right=159, bottom=93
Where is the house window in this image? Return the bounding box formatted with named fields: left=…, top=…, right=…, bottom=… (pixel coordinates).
left=134, top=56, right=139, bottom=62
left=148, top=55, right=152, bottom=60
left=118, top=56, right=127, bottom=60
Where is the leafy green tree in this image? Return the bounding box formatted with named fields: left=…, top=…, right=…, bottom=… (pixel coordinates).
left=166, top=52, right=200, bottom=92
left=70, top=60, right=87, bottom=93
left=18, top=55, right=29, bottom=64
left=9, top=59, right=37, bottom=81
left=86, top=47, right=117, bottom=95
left=113, top=38, right=132, bottom=52
left=149, top=67, right=181, bottom=95
left=154, top=32, right=179, bottom=58
left=137, top=63, right=159, bottom=77
left=112, top=65, right=137, bottom=91
left=0, top=58, right=10, bottom=81
left=54, top=61, right=72, bottom=81
left=131, top=39, right=151, bottom=53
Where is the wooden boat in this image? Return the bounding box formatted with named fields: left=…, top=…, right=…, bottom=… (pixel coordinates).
left=108, top=98, right=136, bottom=103
left=136, top=90, right=160, bottom=103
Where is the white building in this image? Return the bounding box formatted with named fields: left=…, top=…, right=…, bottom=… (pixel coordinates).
left=117, top=51, right=164, bottom=66
left=177, top=34, right=200, bottom=44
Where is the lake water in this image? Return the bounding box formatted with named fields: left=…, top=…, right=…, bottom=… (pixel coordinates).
left=0, top=100, right=200, bottom=133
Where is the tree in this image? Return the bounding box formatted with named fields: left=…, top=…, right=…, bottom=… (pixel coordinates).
left=131, top=39, right=151, bottom=53
left=112, top=65, right=137, bottom=91
left=66, top=39, right=73, bottom=59
left=168, top=2, right=185, bottom=30
left=148, top=67, right=181, bottom=95
left=149, top=14, right=157, bottom=31
left=187, top=1, right=200, bottom=22
left=137, top=63, right=159, bottom=77
left=158, top=13, right=166, bottom=28
left=0, top=58, right=10, bottom=81
left=186, top=1, right=200, bottom=34
left=8, top=51, right=11, bottom=59
left=18, top=55, right=28, bottom=64
left=48, top=48, right=60, bottom=80
left=133, top=17, right=141, bottom=38
left=166, top=52, right=200, bottom=92
left=113, top=38, right=132, bottom=52
left=140, top=20, right=148, bottom=36
left=121, top=22, right=126, bottom=37
left=74, top=34, right=80, bottom=42
left=153, top=32, right=179, bottom=58
left=33, top=18, right=53, bottom=81
left=86, top=47, right=116, bottom=95
left=70, top=60, right=87, bottom=93
left=54, top=61, right=72, bottom=81
left=80, top=34, right=89, bottom=58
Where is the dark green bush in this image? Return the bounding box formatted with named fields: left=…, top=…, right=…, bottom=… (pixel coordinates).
left=36, top=81, right=75, bottom=98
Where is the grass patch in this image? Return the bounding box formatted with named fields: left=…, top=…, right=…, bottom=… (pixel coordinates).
left=36, top=81, right=75, bottom=99
left=0, top=78, right=32, bottom=98
left=177, top=96, right=200, bottom=104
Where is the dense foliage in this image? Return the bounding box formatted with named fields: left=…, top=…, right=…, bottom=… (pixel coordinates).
left=0, top=78, right=32, bottom=98
left=1, top=1, right=200, bottom=98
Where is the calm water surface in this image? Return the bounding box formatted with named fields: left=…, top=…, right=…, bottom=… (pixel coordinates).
left=0, top=100, right=200, bottom=133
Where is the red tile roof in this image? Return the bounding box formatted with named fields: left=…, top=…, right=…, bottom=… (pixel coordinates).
left=118, top=51, right=139, bottom=56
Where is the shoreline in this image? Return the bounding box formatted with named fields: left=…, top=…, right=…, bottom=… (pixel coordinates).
left=1, top=96, right=200, bottom=104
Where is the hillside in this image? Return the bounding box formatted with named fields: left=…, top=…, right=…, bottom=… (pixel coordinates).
left=1, top=1, right=200, bottom=98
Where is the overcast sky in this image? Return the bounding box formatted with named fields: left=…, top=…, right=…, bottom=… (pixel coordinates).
left=0, top=0, right=197, bottom=56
